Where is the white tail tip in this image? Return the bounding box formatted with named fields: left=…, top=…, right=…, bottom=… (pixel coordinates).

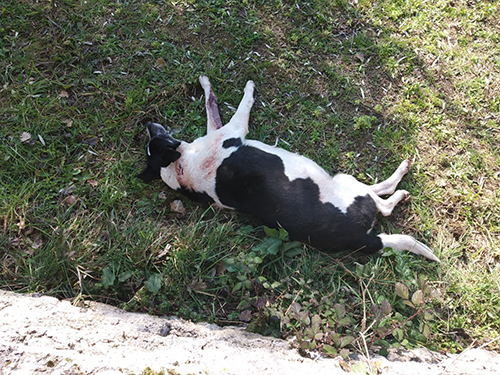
left=379, top=234, right=440, bottom=262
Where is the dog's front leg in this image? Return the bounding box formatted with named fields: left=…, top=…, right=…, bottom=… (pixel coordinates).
left=199, top=76, right=223, bottom=134
left=225, top=80, right=255, bottom=136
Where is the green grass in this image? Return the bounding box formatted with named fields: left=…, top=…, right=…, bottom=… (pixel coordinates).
left=1, top=0, right=499, bottom=355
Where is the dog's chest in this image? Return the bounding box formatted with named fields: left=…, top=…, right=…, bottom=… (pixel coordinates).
left=175, top=134, right=239, bottom=193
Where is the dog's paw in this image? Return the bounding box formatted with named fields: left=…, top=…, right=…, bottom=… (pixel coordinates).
left=245, top=80, right=255, bottom=93
left=401, top=190, right=411, bottom=203
left=199, top=75, right=211, bottom=88
left=400, top=159, right=412, bottom=174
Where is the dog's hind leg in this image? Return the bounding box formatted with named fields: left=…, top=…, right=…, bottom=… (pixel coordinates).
left=370, top=160, right=411, bottom=196
left=199, top=76, right=223, bottom=134
left=370, top=189, right=410, bottom=217
left=225, top=80, right=255, bottom=135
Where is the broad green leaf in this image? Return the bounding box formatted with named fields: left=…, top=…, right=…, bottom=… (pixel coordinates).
left=323, top=345, right=338, bottom=357
left=393, top=328, right=404, bottom=341
left=232, top=282, right=243, bottom=293
left=379, top=347, right=388, bottom=356
left=338, top=317, right=351, bottom=327
left=395, top=282, right=409, bottom=300
left=238, top=225, right=254, bottom=234
left=147, top=273, right=162, bottom=293
left=283, top=241, right=302, bottom=251
left=340, top=335, right=354, bottom=348
left=102, top=267, right=115, bottom=288
left=374, top=339, right=391, bottom=349
left=271, top=281, right=281, bottom=288
left=334, top=303, right=346, bottom=319
left=351, top=362, right=367, bottom=373
left=257, top=276, right=267, bottom=283
left=266, top=238, right=282, bottom=255
left=311, top=314, right=322, bottom=331
left=253, top=236, right=282, bottom=255
left=264, top=227, right=279, bottom=238
left=381, top=300, right=392, bottom=316
left=278, top=227, right=289, bottom=241
left=223, top=259, right=240, bottom=273
left=285, top=247, right=302, bottom=257
left=339, top=348, right=350, bottom=360
left=331, top=332, right=340, bottom=347
left=403, top=300, right=416, bottom=308
left=411, top=290, right=424, bottom=306
left=423, top=310, right=435, bottom=320
left=118, top=270, right=132, bottom=283
left=421, top=323, right=432, bottom=338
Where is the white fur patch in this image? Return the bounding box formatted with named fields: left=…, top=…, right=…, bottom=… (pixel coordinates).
left=160, top=129, right=245, bottom=207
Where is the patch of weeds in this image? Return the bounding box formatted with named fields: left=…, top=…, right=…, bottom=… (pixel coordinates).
left=261, top=252, right=442, bottom=358
left=281, top=296, right=355, bottom=358
left=353, top=115, right=377, bottom=133
left=224, top=227, right=302, bottom=293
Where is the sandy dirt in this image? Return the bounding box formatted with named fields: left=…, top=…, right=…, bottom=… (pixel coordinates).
left=1, top=290, right=499, bottom=374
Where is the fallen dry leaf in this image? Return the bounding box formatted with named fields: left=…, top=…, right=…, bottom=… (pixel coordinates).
left=157, top=244, right=172, bottom=258
left=339, top=358, right=352, bottom=372
left=16, top=217, right=25, bottom=231
left=215, top=261, right=225, bottom=275
left=155, top=57, right=167, bottom=69
left=62, top=119, right=73, bottom=127
left=238, top=310, right=253, bottom=322
left=59, top=184, right=75, bottom=195
left=9, top=237, right=22, bottom=247
left=170, top=200, right=186, bottom=214
left=29, top=236, right=43, bottom=250
left=187, top=279, right=207, bottom=293
left=255, top=296, right=269, bottom=309
left=20, top=132, right=31, bottom=143
left=64, top=195, right=77, bottom=206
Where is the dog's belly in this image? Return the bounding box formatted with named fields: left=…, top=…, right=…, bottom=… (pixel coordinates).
left=214, top=145, right=377, bottom=250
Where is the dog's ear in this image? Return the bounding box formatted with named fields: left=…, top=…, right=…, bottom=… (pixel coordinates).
left=138, top=122, right=181, bottom=183
left=137, top=166, right=159, bottom=183
left=146, top=121, right=169, bottom=139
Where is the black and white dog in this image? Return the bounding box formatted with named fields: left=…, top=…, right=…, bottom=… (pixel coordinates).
left=138, top=76, right=439, bottom=262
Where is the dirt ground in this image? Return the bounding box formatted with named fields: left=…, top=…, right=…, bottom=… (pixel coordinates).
left=1, top=290, right=499, bottom=375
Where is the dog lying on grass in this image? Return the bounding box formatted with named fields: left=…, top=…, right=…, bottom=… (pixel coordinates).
left=138, top=76, right=439, bottom=262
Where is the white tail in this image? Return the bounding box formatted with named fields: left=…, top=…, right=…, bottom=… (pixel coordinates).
left=378, top=234, right=440, bottom=262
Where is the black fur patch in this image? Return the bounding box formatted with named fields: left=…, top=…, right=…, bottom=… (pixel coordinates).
left=222, top=137, right=242, bottom=149
left=138, top=123, right=181, bottom=183
left=215, top=146, right=383, bottom=254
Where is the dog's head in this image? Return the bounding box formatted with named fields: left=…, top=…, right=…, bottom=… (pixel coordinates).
left=137, top=122, right=181, bottom=183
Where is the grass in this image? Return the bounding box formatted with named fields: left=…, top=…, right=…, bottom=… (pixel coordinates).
left=1, top=0, right=499, bottom=355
